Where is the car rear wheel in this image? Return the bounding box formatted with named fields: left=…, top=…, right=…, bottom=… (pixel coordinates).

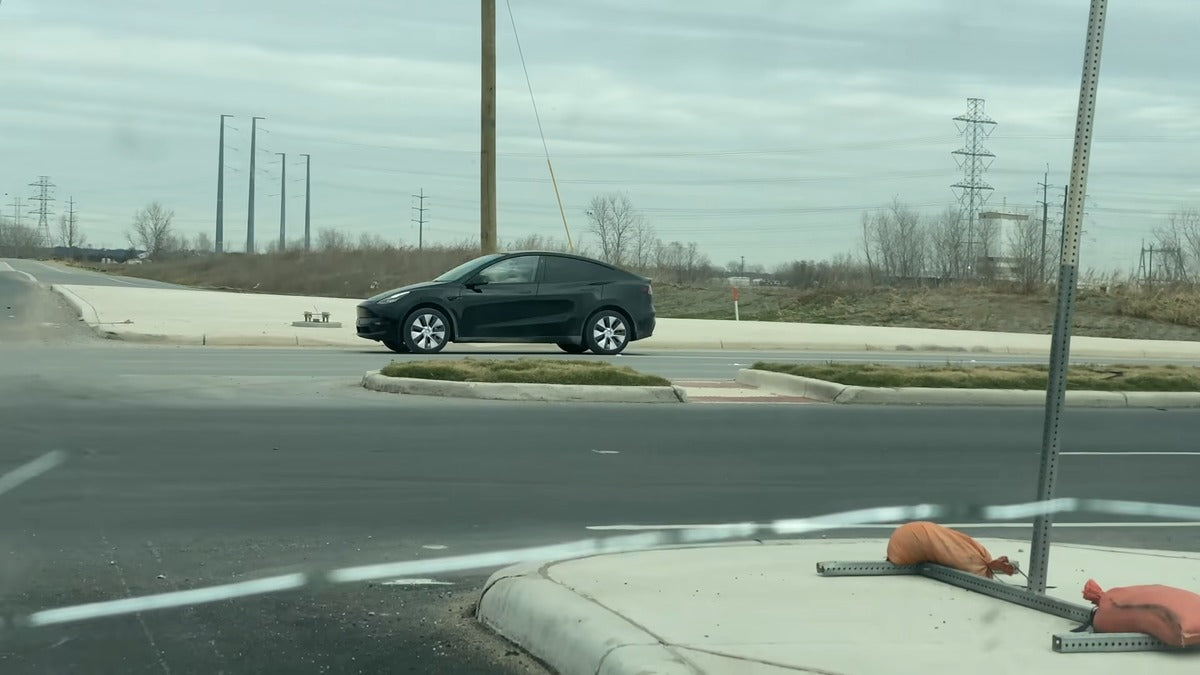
left=584, top=310, right=630, bottom=355
left=557, top=342, right=588, bottom=354
left=402, top=308, right=450, bottom=354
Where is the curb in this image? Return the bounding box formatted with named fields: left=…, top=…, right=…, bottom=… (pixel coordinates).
left=737, top=368, right=1200, bottom=408
left=50, top=284, right=103, bottom=326
left=478, top=562, right=696, bottom=675
left=361, top=371, right=688, bottom=404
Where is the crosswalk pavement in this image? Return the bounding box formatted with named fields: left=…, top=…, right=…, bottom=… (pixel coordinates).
left=673, top=380, right=818, bottom=404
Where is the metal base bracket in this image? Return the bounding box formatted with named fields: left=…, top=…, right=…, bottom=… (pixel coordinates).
left=919, top=563, right=1093, bottom=623
left=1053, top=632, right=1187, bottom=653
left=819, top=561, right=1179, bottom=653
left=816, top=561, right=918, bottom=576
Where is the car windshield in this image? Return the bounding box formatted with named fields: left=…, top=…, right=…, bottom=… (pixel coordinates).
left=5, top=1, right=1200, bottom=673
left=433, top=254, right=503, bottom=282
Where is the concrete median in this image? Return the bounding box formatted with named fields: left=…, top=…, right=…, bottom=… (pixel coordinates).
left=738, top=368, right=1200, bottom=408
left=361, top=371, right=688, bottom=403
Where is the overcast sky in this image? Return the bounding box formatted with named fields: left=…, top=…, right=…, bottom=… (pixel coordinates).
left=2, top=0, right=1197, bottom=272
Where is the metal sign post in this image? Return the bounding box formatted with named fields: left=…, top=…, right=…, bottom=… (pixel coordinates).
left=1027, top=0, right=1109, bottom=594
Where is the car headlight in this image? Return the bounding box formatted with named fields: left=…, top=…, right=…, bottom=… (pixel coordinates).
left=377, top=290, right=410, bottom=304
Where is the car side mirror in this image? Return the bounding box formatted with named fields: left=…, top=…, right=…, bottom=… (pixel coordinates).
left=465, top=277, right=489, bottom=291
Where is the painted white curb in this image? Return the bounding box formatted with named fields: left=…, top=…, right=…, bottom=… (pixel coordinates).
left=361, top=371, right=688, bottom=404
left=737, top=369, right=1200, bottom=408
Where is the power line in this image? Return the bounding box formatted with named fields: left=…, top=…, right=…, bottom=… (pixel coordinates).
left=504, top=0, right=573, bottom=250
left=266, top=133, right=952, bottom=159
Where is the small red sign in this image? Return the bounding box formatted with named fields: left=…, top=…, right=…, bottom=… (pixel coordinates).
left=732, top=287, right=739, bottom=301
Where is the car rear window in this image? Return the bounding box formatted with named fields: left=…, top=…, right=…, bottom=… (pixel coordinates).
left=543, top=256, right=624, bottom=283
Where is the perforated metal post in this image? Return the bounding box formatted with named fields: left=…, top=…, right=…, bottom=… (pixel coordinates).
left=1028, top=0, right=1108, bottom=595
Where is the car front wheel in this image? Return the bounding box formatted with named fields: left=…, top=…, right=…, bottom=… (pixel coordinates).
left=402, top=308, right=450, bottom=354
left=585, top=310, right=630, bottom=355
left=557, top=342, right=588, bottom=354
left=382, top=333, right=410, bottom=353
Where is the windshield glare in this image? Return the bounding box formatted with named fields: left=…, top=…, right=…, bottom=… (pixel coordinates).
left=433, top=254, right=503, bottom=282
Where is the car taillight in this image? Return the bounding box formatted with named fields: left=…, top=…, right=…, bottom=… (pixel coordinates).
left=644, top=284, right=652, bottom=295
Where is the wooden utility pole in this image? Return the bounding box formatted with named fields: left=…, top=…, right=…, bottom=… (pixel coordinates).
left=481, top=0, right=498, bottom=253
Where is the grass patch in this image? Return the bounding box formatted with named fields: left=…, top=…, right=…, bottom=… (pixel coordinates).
left=753, top=361, right=1200, bottom=392
left=380, top=358, right=671, bottom=387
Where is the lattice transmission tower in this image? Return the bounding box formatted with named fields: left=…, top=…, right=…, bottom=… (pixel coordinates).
left=951, top=98, right=997, bottom=276
left=29, top=175, right=56, bottom=246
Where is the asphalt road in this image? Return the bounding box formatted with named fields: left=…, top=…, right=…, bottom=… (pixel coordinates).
left=4, top=262, right=1200, bottom=674
left=1, top=258, right=186, bottom=289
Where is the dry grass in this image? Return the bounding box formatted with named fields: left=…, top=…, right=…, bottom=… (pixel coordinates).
left=83, top=246, right=1200, bottom=341
left=90, top=245, right=480, bottom=298
left=654, top=282, right=1200, bottom=341
left=380, top=358, right=671, bottom=387
left=753, top=361, right=1200, bottom=392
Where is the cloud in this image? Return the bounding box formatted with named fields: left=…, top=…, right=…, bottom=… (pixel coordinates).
left=0, top=0, right=1197, bottom=271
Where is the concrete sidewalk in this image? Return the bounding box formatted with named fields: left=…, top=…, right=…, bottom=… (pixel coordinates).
left=51, top=282, right=1200, bottom=357
left=478, top=538, right=1200, bottom=675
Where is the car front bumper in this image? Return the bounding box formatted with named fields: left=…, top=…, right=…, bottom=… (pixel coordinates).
left=355, top=305, right=391, bottom=340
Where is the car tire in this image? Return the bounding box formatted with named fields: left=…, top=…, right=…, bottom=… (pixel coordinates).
left=381, top=335, right=410, bottom=353
left=557, top=342, right=588, bottom=354
left=584, top=310, right=631, bottom=355
left=402, top=307, right=450, bottom=354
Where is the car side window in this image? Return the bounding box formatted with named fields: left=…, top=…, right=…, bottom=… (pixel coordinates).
left=542, top=256, right=617, bottom=284
left=476, top=256, right=540, bottom=284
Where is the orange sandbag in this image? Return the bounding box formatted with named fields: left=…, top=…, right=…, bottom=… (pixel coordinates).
left=1083, top=579, right=1200, bottom=648
left=886, top=521, right=1016, bottom=578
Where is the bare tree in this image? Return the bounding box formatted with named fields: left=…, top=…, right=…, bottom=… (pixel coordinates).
left=585, top=192, right=644, bottom=266
left=1153, top=208, right=1200, bottom=278
left=0, top=222, right=45, bottom=258
left=928, top=207, right=967, bottom=280
left=56, top=213, right=86, bottom=249
left=1006, top=216, right=1045, bottom=292
left=193, top=232, right=214, bottom=253
left=628, top=219, right=658, bottom=271
left=861, top=198, right=927, bottom=280
left=316, top=228, right=351, bottom=251
left=974, top=216, right=1001, bottom=279
left=505, top=233, right=571, bottom=252
left=357, top=232, right=393, bottom=251
left=127, top=202, right=176, bottom=257
left=654, top=240, right=711, bottom=283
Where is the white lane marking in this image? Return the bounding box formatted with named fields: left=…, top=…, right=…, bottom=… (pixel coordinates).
left=421, top=544, right=448, bottom=550
left=1065, top=449, right=1200, bottom=454
left=587, top=521, right=1200, bottom=531
left=0, top=262, right=36, bottom=283
left=0, top=451, right=67, bottom=498
left=380, top=578, right=453, bottom=586
left=1062, top=452, right=1200, bottom=456
left=591, top=449, right=619, bottom=455
left=21, top=499, right=1200, bottom=628
left=23, top=259, right=145, bottom=285
left=27, top=573, right=307, bottom=627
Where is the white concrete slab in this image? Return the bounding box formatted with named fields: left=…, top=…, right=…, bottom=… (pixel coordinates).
left=479, top=538, right=1200, bottom=675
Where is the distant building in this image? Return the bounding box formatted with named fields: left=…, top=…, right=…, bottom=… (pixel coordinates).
left=977, top=211, right=1031, bottom=281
